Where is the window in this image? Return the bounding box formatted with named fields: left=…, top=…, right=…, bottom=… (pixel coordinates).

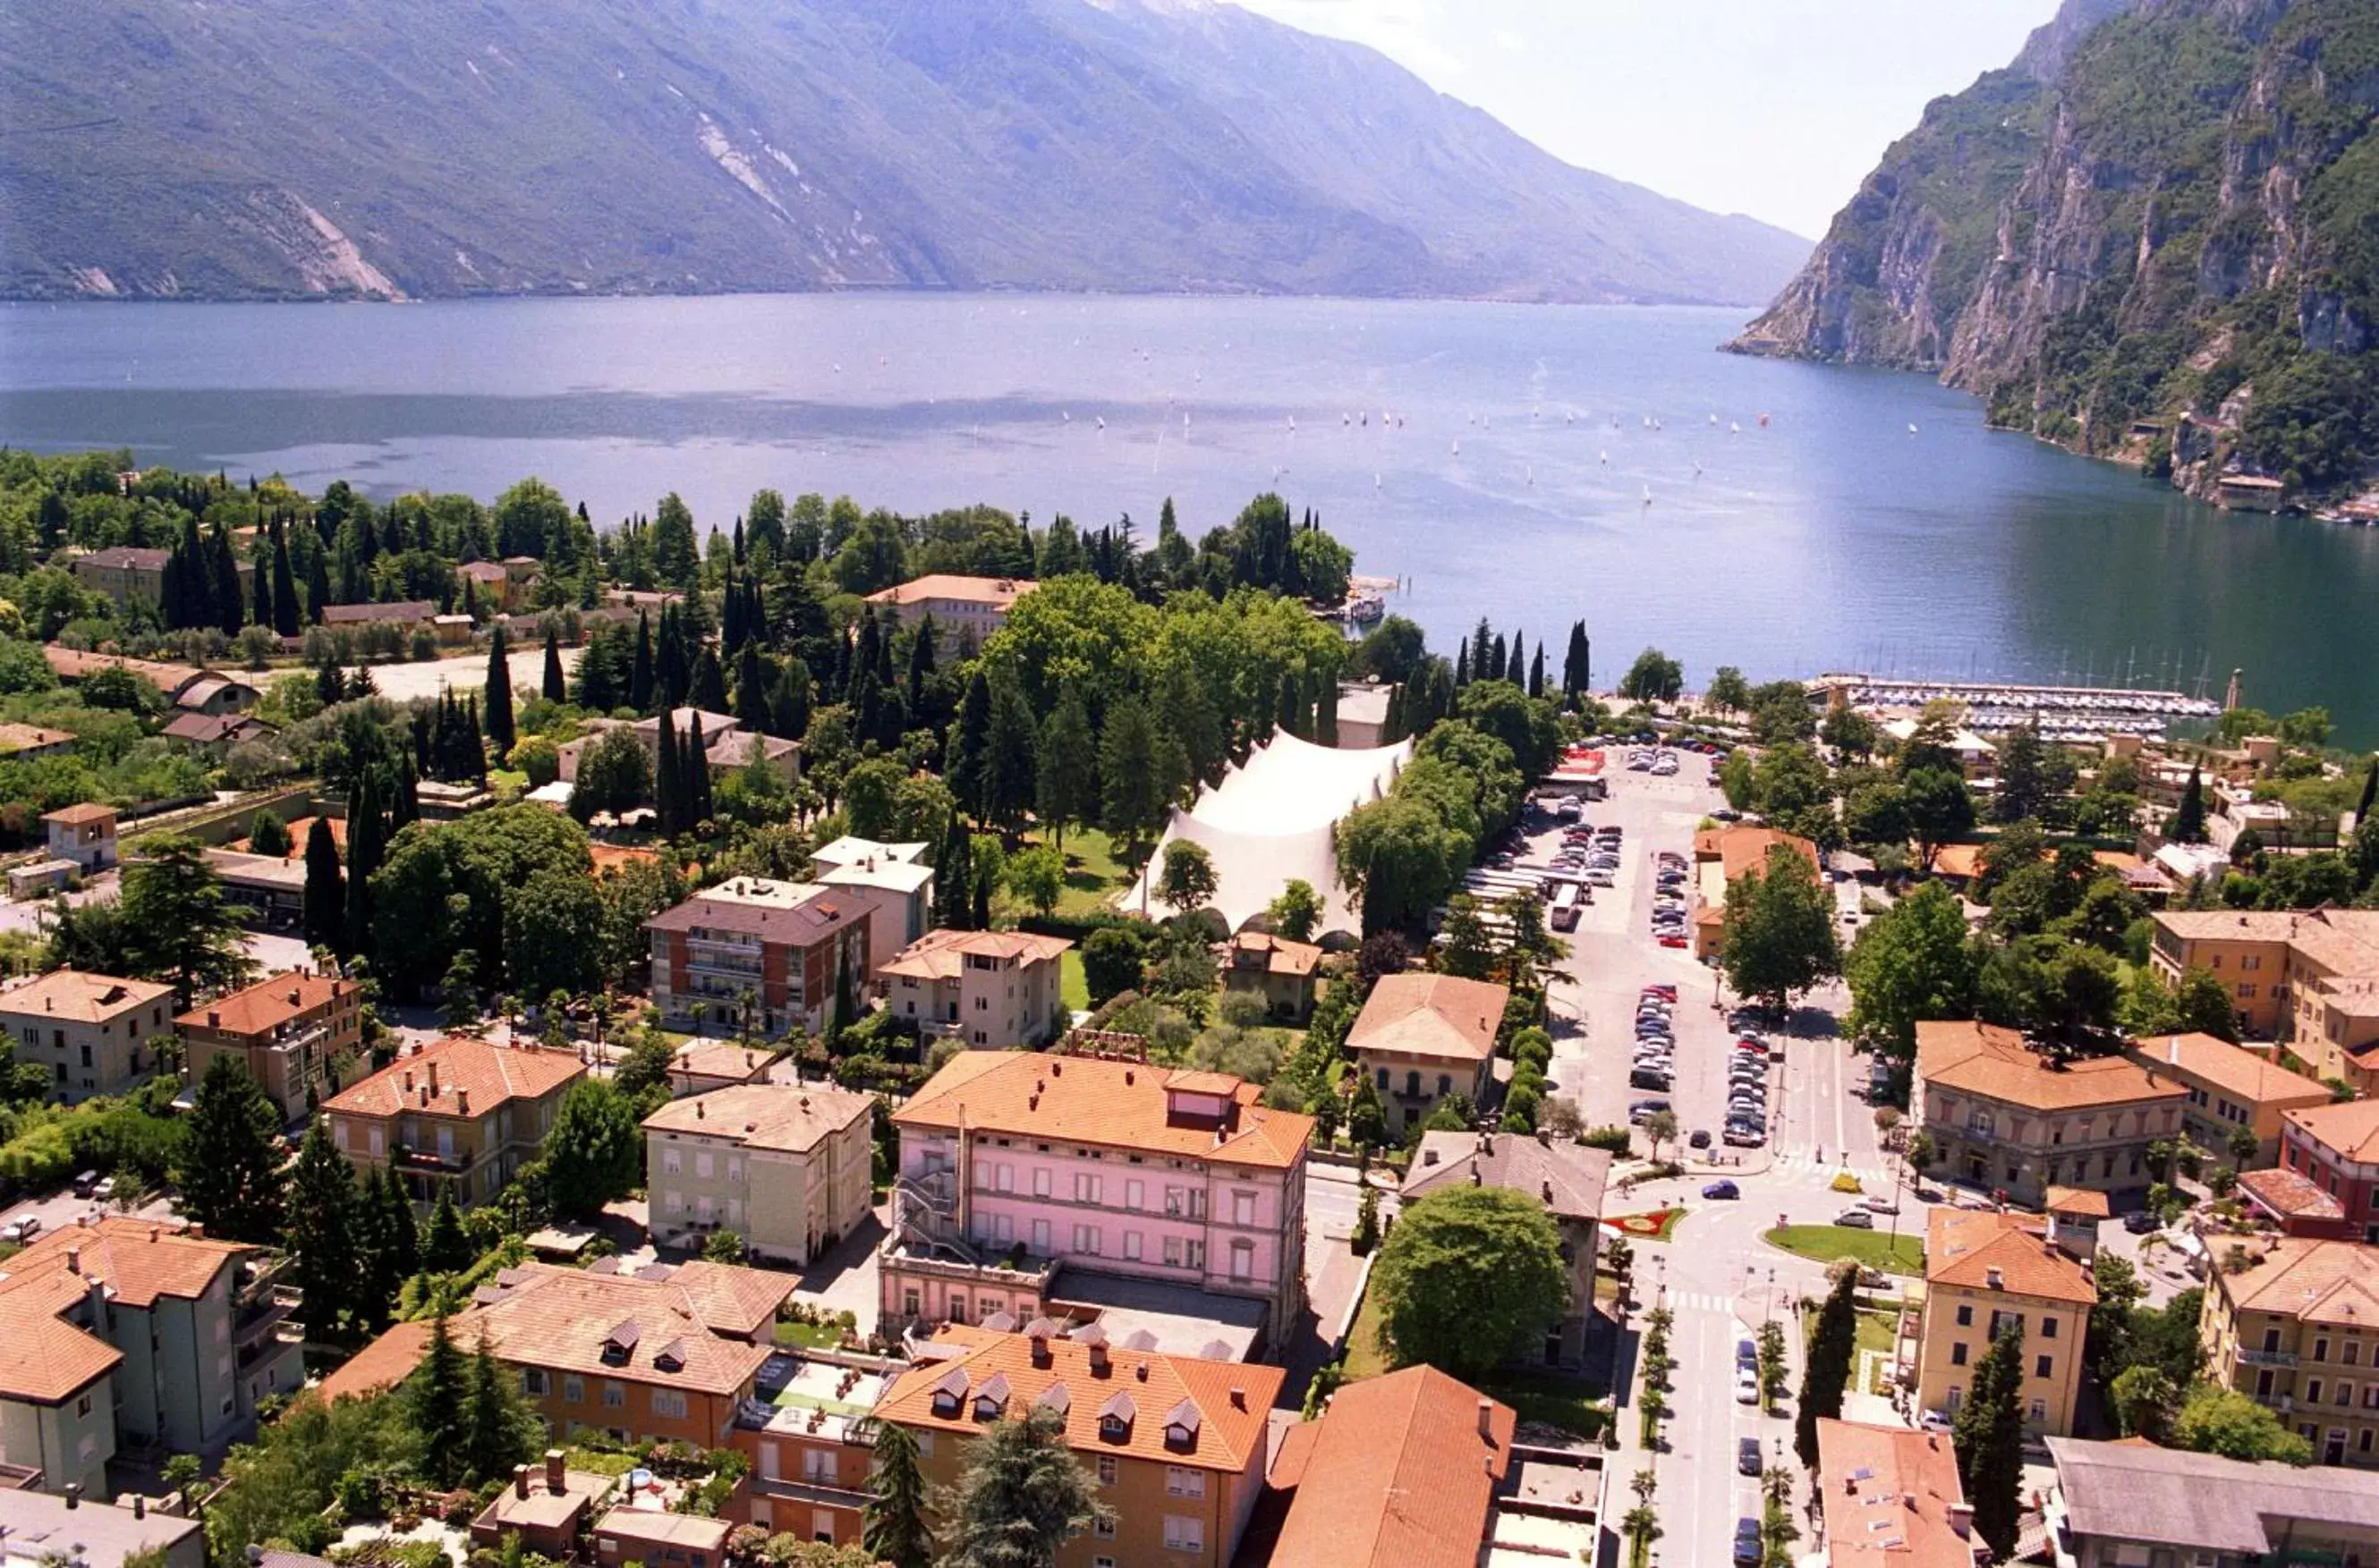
left=1123, top=1232, right=1143, bottom=1261
left=996, top=1164, right=1013, bottom=1193
left=663, top=1147, right=683, bottom=1174
left=1164, top=1236, right=1183, bottom=1267
left=1164, top=1517, right=1205, bottom=1553
left=2027, top=1399, right=2045, bottom=1423
left=1126, top=1180, right=1144, bottom=1211
left=1094, top=1516, right=1117, bottom=1540
left=652, top=1388, right=688, bottom=1419
left=2339, top=1382, right=2356, bottom=1407
left=564, top=1376, right=583, bottom=1403
left=1097, top=1455, right=1117, bottom=1485
left=1074, top=1225, right=1101, bottom=1255
left=523, top=1369, right=549, bottom=1395
left=1166, top=1187, right=1185, bottom=1216
left=1098, top=1559, right=1117, bottom=1568
left=75, top=1393, right=92, bottom=1418
left=2035, top=1355, right=2053, bottom=1379
left=1185, top=1240, right=1206, bottom=1269
left=1955, top=1304, right=1974, bottom=1327
left=2309, top=1379, right=2325, bottom=1404
left=803, top=1448, right=837, bottom=1482
left=1951, top=1343, right=1969, bottom=1368
left=1075, top=1174, right=1100, bottom=1204
left=2316, top=1338, right=2331, bottom=1363
left=603, top=1382, right=625, bottom=1408
left=2040, top=1317, right=2058, bottom=1340
left=1033, top=1168, right=1052, bottom=1198
left=1166, top=1466, right=1207, bottom=1497
left=1229, top=1239, right=1253, bottom=1283
left=1233, top=1191, right=1256, bottom=1227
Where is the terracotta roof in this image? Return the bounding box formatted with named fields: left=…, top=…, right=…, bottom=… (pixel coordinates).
left=1923, top=843, right=1987, bottom=881
left=2043, top=1187, right=2111, bottom=1218
left=1925, top=1208, right=2096, bottom=1305
left=0, top=1218, right=251, bottom=1403
left=881, top=927, right=1073, bottom=981
left=162, top=711, right=270, bottom=745
left=863, top=574, right=1036, bottom=610
left=2286, top=1099, right=2379, bottom=1162
left=878, top=1325, right=1281, bottom=1474
left=0, top=722, right=74, bottom=752
left=1815, top=1419, right=1975, bottom=1568
left=669, top=1040, right=777, bottom=1083
left=643, top=888, right=865, bottom=945
left=1402, top=1132, right=1610, bottom=1223
left=1695, top=825, right=1822, bottom=884
left=323, top=1038, right=584, bottom=1120
left=593, top=1509, right=733, bottom=1550
left=76, top=546, right=169, bottom=571
left=0, top=969, right=173, bottom=1024
left=643, top=1082, right=872, bottom=1154
left=40, top=801, right=119, bottom=827
left=317, top=1319, right=435, bottom=1403
left=463, top=1261, right=789, bottom=1395
left=1267, top=1366, right=1514, bottom=1568
left=40, top=647, right=200, bottom=692
left=178, top=970, right=357, bottom=1041
left=1347, top=973, right=1507, bottom=1065
left=2217, top=1237, right=2379, bottom=1326
left=895, top=1051, right=1313, bottom=1171
left=2155, top=910, right=2379, bottom=979
left=458, top=561, right=509, bottom=582
left=1916, top=1021, right=2186, bottom=1113
left=2236, top=1165, right=2346, bottom=1223
left=2128, top=1033, right=2330, bottom=1110
left=1226, top=932, right=1323, bottom=979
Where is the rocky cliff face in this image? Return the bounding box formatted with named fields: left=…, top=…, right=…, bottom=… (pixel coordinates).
left=1731, top=0, right=2379, bottom=500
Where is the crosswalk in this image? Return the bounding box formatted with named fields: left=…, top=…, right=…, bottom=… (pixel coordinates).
left=1660, top=1291, right=1738, bottom=1315
left=1766, top=1154, right=1895, bottom=1187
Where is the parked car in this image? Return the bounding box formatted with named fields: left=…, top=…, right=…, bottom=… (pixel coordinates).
left=1836, top=1208, right=1876, bottom=1229
left=1738, top=1437, right=1763, bottom=1475
left=1723, top=1127, right=1764, bottom=1148
left=92, top=1176, right=116, bottom=1201
left=72, top=1170, right=101, bottom=1199
left=0, top=1216, right=40, bottom=1244
left=2123, top=1210, right=2161, bottom=1234
left=1735, top=1369, right=1761, bottom=1405
left=1737, top=1337, right=1757, bottom=1369
left=1704, top=1180, right=1740, bottom=1200
left=1734, top=1517, right=1763, bottom=1565
left=1688, top=1129, right=1712, bottom=1149
left=1861, top=1196, right=1900, bottom=1215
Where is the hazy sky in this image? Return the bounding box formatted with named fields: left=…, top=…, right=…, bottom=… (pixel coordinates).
left=1229, top=0, right=2064, bottom=238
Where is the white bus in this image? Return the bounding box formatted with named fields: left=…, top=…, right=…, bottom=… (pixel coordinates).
left=1550, top=883, right=1583, bottom=932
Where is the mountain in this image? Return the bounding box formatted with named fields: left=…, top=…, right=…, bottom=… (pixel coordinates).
left=0, top=0, right=1808, bottom=307
left=1729, top=0, right=2379, bottom=500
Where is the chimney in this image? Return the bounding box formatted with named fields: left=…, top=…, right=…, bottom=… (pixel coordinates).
left=404, top=1069, right=415, bottom=1093
left=1229, top=1386, right=1246, bottom=1410
left=1089, top=1343, right=1110, bottom=1376
left=546, top=1448, right=566, bottom=1494
left=1985, top=1267, right=2003, bottom=1290
left=132, top=1495, right=145, bottom=1519
left=1477, top=1398, right=1494, bottom=1438
left=64, top=1483, right=80, bottom=1510
left=696, top=1100, right=704, bottom=1119
left=1948, top=1503, right=1975, bottom=1538
left=1051, top=1060, right=1063, bottom=1077
left=514, top=1464, right=531, bottom=1500
left=2168, top=1038, right=2180, bottom=1064
left=455, top=1089, right=469, bottom=1116
left=1135, top=1363, right=1149, bottom=1382
left=66, top=1246, right=81, bottom=1274
left=1422, top=1149, right=1440, bottom=1167
left=427, top=1061, right=439, bottom=1096
left=208, top=1011, right=221, bottom=1028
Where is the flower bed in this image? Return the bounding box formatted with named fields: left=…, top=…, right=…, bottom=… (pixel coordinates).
left=1603, top=1208, right=1687, bottom=1242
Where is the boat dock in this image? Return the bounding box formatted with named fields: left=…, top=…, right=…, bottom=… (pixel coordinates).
left=1810, top=673, right=2220, bottom=741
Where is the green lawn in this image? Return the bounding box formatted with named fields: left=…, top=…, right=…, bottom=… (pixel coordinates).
left=563, top=1446, right=641, bottom=1478
left=1338, top=1290, right=1608, bottom=1435
left=1054, top=827, right=1134, bottom=918
left=1059, top=949, right=1090, bottom=1013
left=1342, top=1287, right=1392, bottom=1380
left=773, top=1319, right=844, bottom=1351
left=1764, top=1225, right=1925, bottom=1276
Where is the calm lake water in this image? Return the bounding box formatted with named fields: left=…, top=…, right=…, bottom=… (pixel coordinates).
left=4, top=294, right=2374, bottom=738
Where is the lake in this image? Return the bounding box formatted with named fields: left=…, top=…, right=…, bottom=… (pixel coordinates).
left=4, top=293, right=2374, bottom=739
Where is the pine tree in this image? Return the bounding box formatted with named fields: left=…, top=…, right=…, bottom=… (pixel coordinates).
left=177, top=1056, right=287, bottom=1244
left=410, top=1311, right=472, bottom=1487
left=1795, top=1266, right=1861, bottom=1465
left=1037, top=687, right=1098, bottom=848
left=541, top=627, right=567, bottom=704
left=863, top=1420, right=934, bottom=1568
left=949, top=671, right=993, bottom=819
left=344, top=772, right=382, bottom=959
left=936, top=813, right=976, bottom=930
left=630, top=613, right=655, bottom=713
left=270, top=526, right=302, bottom=637
left=1951, top=1319, right=2026, bottom=1558
left=941, top=1405, right=1113, bottom=1568
left=463, top=1327, right=535, bottom=1486
left=655, top=706, right=681, bottom=835
left=2171, top=766, right=2208, bottom=843
left=979, top=679, right=1040, bottom=828
left=1099, top=697, right=1163, bottom=855
left=483, top=624, right=516, bottom=755
left=424, top=1184, right=472, bottom=1273
left=285, top=1120, right=360, bottom=1340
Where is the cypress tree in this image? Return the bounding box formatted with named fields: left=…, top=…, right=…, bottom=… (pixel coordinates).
left=936, top=813, right=976, bottom=930
left=271, top=526, right=302, bottom=636
left=2171, top=766, right=2208, bottom=843
left=685, top=712, right=713, bottom=826
left=1563, top=621, right=1591, bottom=700
left=344, top=772, right=382, bottom=960
left=390, top=753, right=419, bottom=828
left=1381, top=682, right=1406, bottom=744
left=1505, top=631, right=1525, bottom=685
left=302, top=818, right=344, bottom=955
left=690, top=644, right=727, bottom=714
left=736, top=641, right=771, bottom=732
left=542, top=626, right=567, bottom=704
left=410, top=1311, right=472, bottom=1487
left=630, top=613, right=655, bottom=713
left=307, top=543, right=333, bottom=623
left=211, top=526, right=244, bottom=634
left=2358, top=759, right=2377, bottom=826
left=656, top=706, right=680, bottom=835
left=1489, top=634, right=1508, bottom=683
left=1951, top=1320, right=2026, bottom=1558
left=251, top=558, right=271, bottom=630
left=949, top=670, right=992, bottom=819
left=772, top=657, right=813, bottom=742
left=1796, top=1267, right=1861, bottom=1465
left=483, top=624, right=516, bottom=755
left=1453, top=640, right=1470, bottom=688
left=1528, top=642, right=1546, bottom=699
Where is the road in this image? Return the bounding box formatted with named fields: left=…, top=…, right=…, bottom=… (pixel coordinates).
left=1534, top=754, right=1908, bottom=1567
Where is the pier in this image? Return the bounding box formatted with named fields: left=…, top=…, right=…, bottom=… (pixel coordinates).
left=1810, top=672, right=2221, bottom=742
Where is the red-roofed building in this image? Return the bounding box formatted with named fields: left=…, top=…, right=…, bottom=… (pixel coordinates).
left=643, top=877, right=869, bottom=1039
left=1814, top=1419, right=1983, bottom=1568
left=2278, top=1099, right=2379, bottom=1244
left=178, top=969, right=362, bottom=1121
left=1346, top=973, right=1508, bottom=1137
left=323, top=1038, right=585, bottom=1208
left=881, top=1049, right=1312, bottom=1338
left=881, top=927, right=1072, bottom=1049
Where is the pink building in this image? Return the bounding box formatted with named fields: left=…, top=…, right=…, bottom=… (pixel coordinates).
left=879, top=1047, right=1313, bottom=1343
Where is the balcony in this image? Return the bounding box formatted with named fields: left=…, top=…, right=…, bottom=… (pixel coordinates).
left=394, top=1143, right=472, bottom=1173
left=2238, top=1346, right=2300, bottom=1369
left=234, top=1284, right=302, bottom=1347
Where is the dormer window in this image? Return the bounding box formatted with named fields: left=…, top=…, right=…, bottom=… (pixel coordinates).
left=601, top=1319, right=641, bottom=1366
left=651, top=1337, right=689, bottom=1374
left=1162, top=1398, right=1201, bottom=1452
left=930, top=1367, right=970, bottom=1420
left=973, top=1372, right=1011, bottom=1421
left=1099, top=1390, right=1135, bottom=1441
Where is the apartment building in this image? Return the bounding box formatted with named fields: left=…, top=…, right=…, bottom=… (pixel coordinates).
left=644, top=879, right=869, bottom=1038
left=322, top=1038, right=585, bottom=1208
left=0, top=970, right=174, bottom=1104
left=1813, top=1420, right=1982, bottom=1568
left=1691, top=825, right=1822, bottom=961
left=811, top=835, right=935, bottom=980
left=881, top=1049, right=1313, bottom=1337
left=1346, top=973, right=1508, bottom=1136
left=2279, top=1101, right=2379, bottom=1245
left=1219, top=932, right=1322, bottom=1024
left=71, top=546, right=168, bottom=608
left=40, top=803, right=119, bottom=873
left=862, top=574, right=1036, bottom=644
left=1909, top=1201, right=2098, bottom=1438
left=176, top=970, right=362, bottom=1123
left=880, top=928, right=1072, bottom=1050
left=2199, top=1236, right=2379, bottom=1468
left=642, top=1083, right=874, bottom=1266
left=1913, top=1020, right=2188, bottom=1209
left=2121, top=1031, right=2332, bottom=1169
left=0, top=1217, right=303, bottom=1498
left=2045, top=1435, right=2379, bottom=1568
left=877, top=1322, right=1280, bottom=1568
left=1402, top=1132, right=1609, bottom=1369
left=2149, top=909, right=2379, bottom=1084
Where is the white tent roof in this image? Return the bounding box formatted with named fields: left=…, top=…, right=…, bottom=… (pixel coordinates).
left=1125, top=730, right=1412, bottom=935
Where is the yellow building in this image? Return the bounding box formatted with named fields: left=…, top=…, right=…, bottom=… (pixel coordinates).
left=2123, top=1031, right=2332, bottom=1168
left=641, top=1082, right=875, bottom=1266
left=323, top=1037, right=585, bottom=1208
left=875, top=1323, right=1281, bottom=1568
left=1219, top=931, right=1323, bottom=1023
left=1910, top=1199, right=2097, bottom=1437
left=2198, top=1235, right=2379, bottom=1468
left=2149, top=909, right=2379, bottom=1083
left=1346, top=973, right=1507, bottom=1135
left=1913, top=1020, right=2188, bottom=1209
